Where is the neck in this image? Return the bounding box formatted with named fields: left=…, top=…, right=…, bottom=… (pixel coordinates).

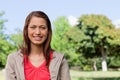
left=30, top=43, right=44, bottom=55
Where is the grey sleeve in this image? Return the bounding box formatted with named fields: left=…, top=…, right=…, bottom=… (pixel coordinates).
left=5, top=54, right=16, bottom=80
left=60, top=57, right=71, bottom=80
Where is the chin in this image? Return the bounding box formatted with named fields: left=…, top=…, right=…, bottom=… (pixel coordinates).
left=32, top=41, right=45, bottom=45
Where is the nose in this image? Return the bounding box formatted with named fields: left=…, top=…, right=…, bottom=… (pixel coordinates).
left=35, top=28, right=41, bottom=34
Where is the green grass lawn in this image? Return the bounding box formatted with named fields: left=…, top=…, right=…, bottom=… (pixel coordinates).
left=70, top=70, right=120, bottom=80
left=0, top=69, right=120, bottom=80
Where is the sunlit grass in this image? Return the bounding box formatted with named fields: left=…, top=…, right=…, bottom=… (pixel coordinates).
left=70, top=70, right=120, bottom=78
left=70, top=70, right=120, bottom=80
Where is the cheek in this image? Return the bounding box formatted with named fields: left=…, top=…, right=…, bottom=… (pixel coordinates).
left=28, top=29, right=33, bottom=38
left=28, top=29, right=33, bottom=35
left=45, top=31, right=48, bottom=38
left=44, top=29, right=48, bottom=35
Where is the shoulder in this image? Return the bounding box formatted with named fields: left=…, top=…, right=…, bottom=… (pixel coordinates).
left=7, top=50, right=22, bottom=60
left=6, top=50, right=23, bottom=67
left=53, top=51, right=64, bottom=59
left=52, top=51, right=68, bottom=63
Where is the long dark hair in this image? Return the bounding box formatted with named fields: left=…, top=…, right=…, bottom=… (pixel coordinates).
left=21, top=11, right=52, bottom=67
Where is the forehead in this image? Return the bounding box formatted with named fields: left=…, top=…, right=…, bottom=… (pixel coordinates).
left=30, top=16, right=47, bottom=23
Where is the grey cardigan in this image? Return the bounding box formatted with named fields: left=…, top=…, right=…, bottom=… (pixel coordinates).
left=5, top=50, right=71, bottom=80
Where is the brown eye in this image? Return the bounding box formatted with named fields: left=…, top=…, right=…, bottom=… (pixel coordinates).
left=41, top=27, right=46, bottom=29
left=29, top=25, right=36, bottom=29
left=40, top=25, right=47, bottom=30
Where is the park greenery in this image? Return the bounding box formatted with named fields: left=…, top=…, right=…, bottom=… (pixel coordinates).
left=0, top=11, right=120, bottom=72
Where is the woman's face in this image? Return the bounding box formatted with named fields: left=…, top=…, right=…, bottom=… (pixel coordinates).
left=28, top=16, right=48, bottom=46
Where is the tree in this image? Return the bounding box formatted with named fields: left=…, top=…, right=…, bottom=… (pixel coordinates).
left=65, top=14, right=120, bottom=71
left=0, top=11, right=15, bottom=67
left=51, top=14, right=120, bottom=71
left=65, top=26, right=90, bottom=69
left=0, top=11, right=6, bottom=39
left=77, top=14, right=116, bottom=71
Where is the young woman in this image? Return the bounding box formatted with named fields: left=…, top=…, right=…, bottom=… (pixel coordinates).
left=5, top=11, right=71, bottom=80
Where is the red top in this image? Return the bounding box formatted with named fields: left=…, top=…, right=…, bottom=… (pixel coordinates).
left=24, top=52, right=53, bottom=80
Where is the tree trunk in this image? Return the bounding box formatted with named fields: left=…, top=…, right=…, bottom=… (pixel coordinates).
left=93, top=60, right=97, bottom=71
left=101, top=46, right=107, bottom=71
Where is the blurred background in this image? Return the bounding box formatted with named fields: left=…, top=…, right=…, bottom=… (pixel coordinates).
left=0, top=0, right=120, bottom=80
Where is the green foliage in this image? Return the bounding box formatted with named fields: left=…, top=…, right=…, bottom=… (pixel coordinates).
left=108, top=56, right=120, bottom=68
left=51, top=14, right=120, bottom=70
left=83, top=65, right=93, bottom=71
left=51, top=16, right=81, bottom=66
left=9, top=29, right=23, bottom=49
left=79, top=14, right=114, bottom=29
left=78, top=14, right=115, bottom=50
left=0, top=12, right=17, bottom=67
left=51, top=17, right=70, bottom=52
left=0, top=11, right=7, bottom=39
left=0, top=39, right=15, bottom=66
left=66, top=14, right=120, bottom=70
left=0, top=28, right=23, bottom=67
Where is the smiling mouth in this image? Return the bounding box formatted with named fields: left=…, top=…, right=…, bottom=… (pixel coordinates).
left=33, top=36, right=43, bottom=41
